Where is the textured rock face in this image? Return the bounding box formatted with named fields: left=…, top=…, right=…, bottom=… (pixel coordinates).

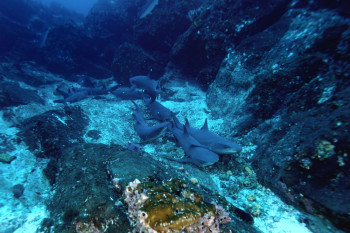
left=0, top=82, right=44, bottom=108
left=111, top=43, right=165, bottom=84
left=1, top=0, right=349, bottom=232
left=18, top=106, right=88, bottom=184
left=44, top=144, right=258, bottom=233
left=171, top=0, right=292, bottom=88
left=206, top=2, right=350, bottom=230
left=87, top=0, right=204, bottom=82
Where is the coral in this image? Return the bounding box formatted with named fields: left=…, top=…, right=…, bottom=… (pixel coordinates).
left=248, top=204, right=261, bottom=217
left=75, top=221, right=101, bottom=233
left=314, top=140, right=335, bottom=160
left=124, top=178, right=231, bottom=232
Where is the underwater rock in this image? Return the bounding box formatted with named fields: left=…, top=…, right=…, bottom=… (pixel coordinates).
left=0, top=81, right=44, bottom=108
left=0, top=0, right=85, bottom=65
left=47, top=144, right=132, bottom=233
left=0, top=153, right=16, bottom=164
left=18, top=106, right=88, bottom=185
left=12, top=184, right=24, bottom=198
left=18, top=106, right=88, bottom=159
left=85, top=130, right=101, bottom=140
left=206, top=3, right=350, bottom=231
left=0, top=62, right=60, bottom=87
left=133, top=0, right=203, bottom=54
left=42, top=142, right=258, bottom=232
left=171, top=0, right=292, bottom=88
left=36, top=23, right=112, bottom=79
left=124, top=178, right=231, bottom=232
left=84, top=0, right=136, bottom=40
left=111, top=43, right=164, bottom=85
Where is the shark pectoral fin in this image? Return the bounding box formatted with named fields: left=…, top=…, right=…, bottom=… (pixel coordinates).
left=208, top=143, right=242, bottom=154
left=167, top=156, right=190, bottom=164
left=189, top=142, right=209, bottom=150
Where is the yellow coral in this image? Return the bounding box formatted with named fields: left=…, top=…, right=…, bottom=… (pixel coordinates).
left=146, top=200, right=203, bottom=231
left=140, top=179, right=215, bottom=232
left=125, top=178, right=227, bottom=232
left=315, top=140, right=335, bottom=160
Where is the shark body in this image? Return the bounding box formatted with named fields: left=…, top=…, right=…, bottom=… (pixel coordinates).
left=55, top=86, right=107, bottom=104
left=185, top=118, right=242, bottom=154
left=129, top=75, right=160, bottom=100
left=169, top=124, right=219, bottom=166
left=111, top=87, right=143, bottom=100
left=143, top=96, right=172, bottom=121
left=131, top=101, right=168, bottom=142
left=171, top=112, right=242, bottom=155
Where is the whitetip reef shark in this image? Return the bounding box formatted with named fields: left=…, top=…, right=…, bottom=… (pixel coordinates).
left=143, top=95, right=173, bottom=122
left=131, top=101, right=168, bottom=142
left=129, top=75, right=161, bottom=100
left=171, top=112, right=242, bottom=155
left=55, top=86, right=108, bottom=104
left=185, top=118, right=242, bottom=154
left=168, top=123, right=219, bottom=166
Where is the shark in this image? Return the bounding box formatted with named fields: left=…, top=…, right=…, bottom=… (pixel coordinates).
left=168, top=123, right=219, bottom=166
left=143, top=95, right=172, bottom=121
left=185, top=118, right=242, bottom=154
left=39, top=27, right=51, bottom=49
left=54, top=89, right=90, bottom=104
left=131, top=101, right=168, bottom=142
left=139, top=0, right=159, bottom=19
left=171, top=112, right=242, bottom=154
left=72, top=87, right=108, bottom=96
left=129, top=75, right=161, bottom=100
left=111, top=87, right=143, bottom=100
left=55, top=86, right=107, bottom=104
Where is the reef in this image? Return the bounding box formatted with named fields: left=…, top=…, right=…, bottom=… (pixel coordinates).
left=123, top=178, right=231, bottom=233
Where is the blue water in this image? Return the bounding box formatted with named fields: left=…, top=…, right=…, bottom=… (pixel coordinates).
left=36, top=0, right=98, bottom=16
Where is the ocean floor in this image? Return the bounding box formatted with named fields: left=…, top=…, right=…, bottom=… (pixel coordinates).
left=0, top=78, right=314, bottom=233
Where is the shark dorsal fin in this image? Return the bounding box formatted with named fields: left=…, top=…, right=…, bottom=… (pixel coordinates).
left=185, top=118, right=190, bottom=127
left=142, top=93, right=152, bottom=104
left=201, top=118, right=209, bottom=131
left=183, top=125, right=190, bottom=136
left=131, top=100, right=137, bottom=108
